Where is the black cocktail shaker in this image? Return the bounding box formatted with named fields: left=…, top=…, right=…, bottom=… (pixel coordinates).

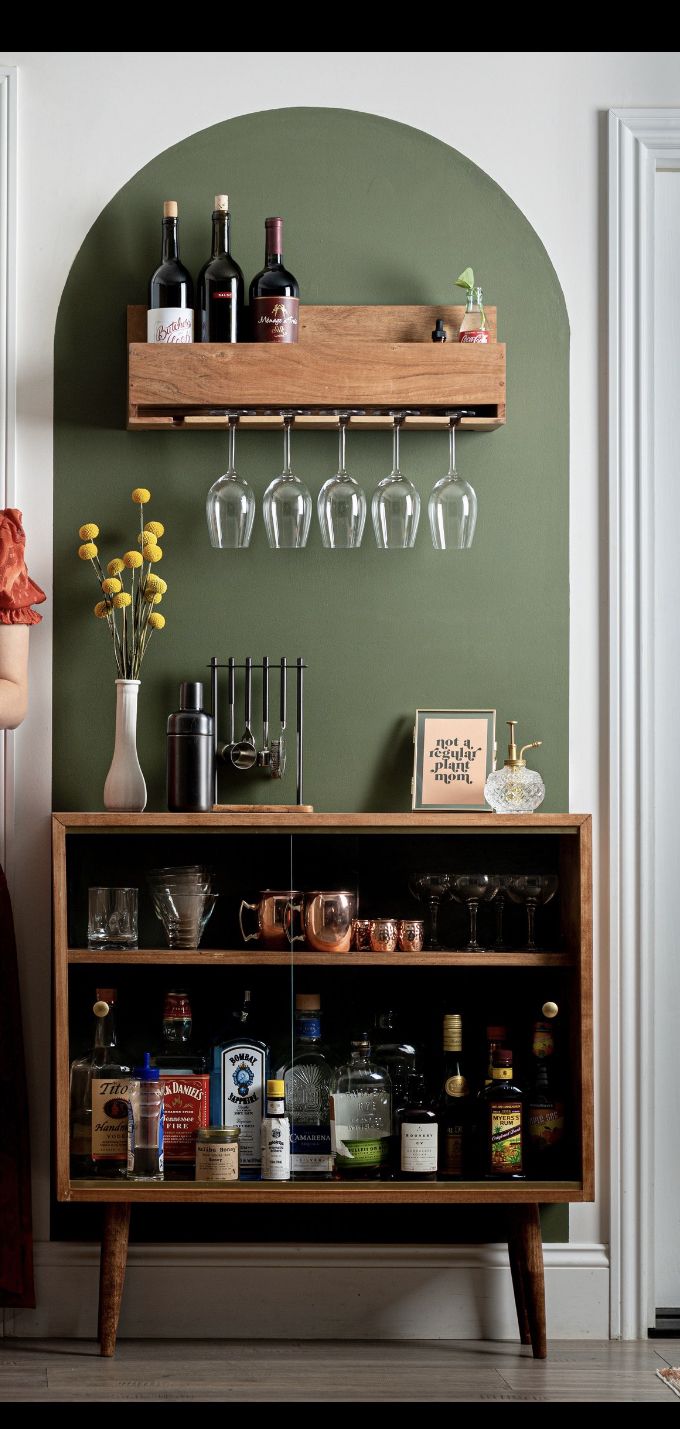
left=167, top=682, right=214, bottom=812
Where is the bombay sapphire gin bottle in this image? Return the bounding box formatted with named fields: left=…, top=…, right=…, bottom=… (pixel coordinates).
left=484, top=720, right=545, bottom=814
left=210, top=989, right=268, bottom=1179
left=278, top=993, right=334, bottom=1178
left=330, top=1036, right=391, bottom=1177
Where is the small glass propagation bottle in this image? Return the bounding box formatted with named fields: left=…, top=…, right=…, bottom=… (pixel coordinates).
left=127, top=1053, right=165, bottom=1181
left=330, top=1036, right=392, bottom=1178
left=459, top=285, right=489, bottom=343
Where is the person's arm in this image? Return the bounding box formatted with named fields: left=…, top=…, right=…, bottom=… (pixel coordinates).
left=0, top=625, right=29, bottom=729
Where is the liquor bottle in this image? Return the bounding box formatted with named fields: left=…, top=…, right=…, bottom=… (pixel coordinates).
left=210, top=989, right=268, bottom=1178
left=86, top=989, right=133, bottom=1177
left=483, top=1025, right=508, bottom=1088
left=261, top=1078, right=291, bottom=1181
left=398, top=1072, right=438, bottom=1180
left=527, top=1018, right=565, bottom=1175
left=373, top=1009, right=417, bottom=1171
left=249, top=217, right=299, bottom=343
left=458, top=285, right=489, bottom=344
left=197, top=194, right=244, bottom=343
left=330, top=1036, right=391, bottom=1177
left=127, top=1052, right=165, bottom=1181
left=277, top=993, right=334, bottom=1179
left=147, top=200, right=194, bottom=344
left=69, top=991, right=121, bottom=1175
left=438, top=1013, right=472, bottom=1178
left=155, top=988, right=206, bottom=1073
left=483, top=1047, right=525, bottom=1178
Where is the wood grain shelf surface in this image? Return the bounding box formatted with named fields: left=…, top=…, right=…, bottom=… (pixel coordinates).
left=63, top=1178, right=586, bottom=1206
left=53, top=810, right=588, bottom=831
left=67, top=947, right=574, bottom=967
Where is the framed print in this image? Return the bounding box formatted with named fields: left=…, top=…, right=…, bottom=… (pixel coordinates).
left=412, top=709, right=496, bottom=812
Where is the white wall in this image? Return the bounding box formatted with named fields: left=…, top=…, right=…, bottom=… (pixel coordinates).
left=3, top=49, right=680, bottom=1337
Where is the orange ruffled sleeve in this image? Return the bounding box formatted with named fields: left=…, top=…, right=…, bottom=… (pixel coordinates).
left=0, top=509, right=46, bottom=625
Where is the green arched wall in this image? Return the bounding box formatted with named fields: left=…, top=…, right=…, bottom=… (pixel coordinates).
left=53, top=107, right=569, bottom=814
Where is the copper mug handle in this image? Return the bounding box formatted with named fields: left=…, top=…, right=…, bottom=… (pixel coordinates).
left=238, top=899, right=261, bottom=944
left=284, top=897, right=306, bottom=945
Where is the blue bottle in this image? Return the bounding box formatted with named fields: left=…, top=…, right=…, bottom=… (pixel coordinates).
left=210, top=990, right=268, bottom=1179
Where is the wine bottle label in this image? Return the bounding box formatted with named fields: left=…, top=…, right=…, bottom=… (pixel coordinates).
left=445, top=1075, right=468, bottom=1097
left=195, top=1140, right=238, bottom=1182
left=401, top=1123, right=438, bottom=1173
left=532, top=1024, right=555, bottom=1059
left=528, top=1102, right=565, bottom=1147
left=492, top=1068, right=513, bottom=1080
left=147, top=307, right=193, bottom=343
left=91, top=1077, right=132, bottom=1161
left=459, top=329, right=489, bottom=344
left=490, top=1102, right=523, bottom=1173
left=159, top=1074, right=210, bottom=1162
left=443, top=1126, right=464, bottom=1175
left=261, top=1118, right=291, bottom=1180
left=217, top=1045, right=266, bottom=1169
left=251, top=296, right=299, bottom=343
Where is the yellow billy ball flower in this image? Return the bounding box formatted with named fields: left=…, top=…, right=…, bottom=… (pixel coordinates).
left=107, top=557, right=124, bottom=576
left=149, top=612, right=165, bottom=630
left=137, top=530, right=156, bottom=549
left=146, top=544, right=162, bottom=562
left=94, top=601, right=109, bottom=618
left=144, top=590, right=162, bottom=604
left=144, top=520, right=164, bottom=538
left=78, top=542, right=98, bottom=560
left=123, top=550, right=143, bottom=569
left=113, top=591, right=132, bottom=609
left=79, top=523, right=99, bottom=540
left=157, top=578, right=168, bottom=594
left=101, top=577, right=122, bottom=595
left=131, top=487, right=151, bottom=504
left=144, top=574, right=163, bottom=594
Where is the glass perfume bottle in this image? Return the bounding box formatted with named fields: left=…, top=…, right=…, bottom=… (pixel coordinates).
left=484, top=720, right=545, bottom=813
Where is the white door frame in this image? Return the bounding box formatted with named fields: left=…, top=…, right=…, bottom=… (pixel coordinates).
left=609, top=107, right=680, bottom=1339
left=0, top=65, right=17, bottom=878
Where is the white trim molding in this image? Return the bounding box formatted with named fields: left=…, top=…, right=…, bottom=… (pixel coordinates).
left=608, top=107, right=680, bottom=1340
left=0, top=66, right=17, bottom=877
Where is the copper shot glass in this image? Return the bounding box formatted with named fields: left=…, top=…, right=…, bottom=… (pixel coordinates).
left=398, top=918, right=425, bottom=953
left=369, top=918, right=399, bottom=953
left=352, top=918, right=372, bottom=952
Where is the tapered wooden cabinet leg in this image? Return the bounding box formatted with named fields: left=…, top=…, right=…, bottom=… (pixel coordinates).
left=507, top=1222, right=532, bottom=1345
left=509, top=1204, right=547, bottom=1359
left=98, top=1201, right=131, bottom=1357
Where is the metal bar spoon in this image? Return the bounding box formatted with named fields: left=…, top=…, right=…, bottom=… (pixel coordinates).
left=270, top=657, right=287, bottom=779
left=257, top=656, right=270, bottom=768
left=230, top=656, right=257, bottom=770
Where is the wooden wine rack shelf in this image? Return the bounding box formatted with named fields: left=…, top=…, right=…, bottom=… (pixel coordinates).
left=126, top=304, right=506, bottom=432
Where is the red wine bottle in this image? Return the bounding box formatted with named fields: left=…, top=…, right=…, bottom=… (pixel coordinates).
left=197, top=195, right=244, bottom=343
left=249, top=217, right=299, bottom=343
left=147, top=200, right=194, bottom=344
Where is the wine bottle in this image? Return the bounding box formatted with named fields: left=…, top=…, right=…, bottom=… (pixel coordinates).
left=147, top=200, right=194, bottom=344
left=438, top=1013, right=472, bottom=1177
left=197, top=194, right=244, bottom=343
left=249, top=217, right=299, bottom=343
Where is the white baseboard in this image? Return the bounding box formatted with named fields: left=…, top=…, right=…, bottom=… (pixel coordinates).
left=4, top=1242, right=610, bottom=1341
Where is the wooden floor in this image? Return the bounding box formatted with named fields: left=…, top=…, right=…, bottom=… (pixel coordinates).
left=0, top=1338, right=677, bottom=1401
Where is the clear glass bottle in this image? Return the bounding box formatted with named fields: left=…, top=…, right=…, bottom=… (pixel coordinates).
left=330, top=1036, right=391, bottom=1177
left=484, top=720, right=545, bottom=813
left=210, top=989, right=268, bottom=1179
left=70, top=988, right=131, bottom=1178
left=458, top=285, right=489, bottom=343
left=278, top=993, right=334, bottom=1179
left=127, top=1052, right=165, bottom=1182
left=261, top=1078, right=291, bottom=1181
left=373, top=1009, right=416, bottom=1171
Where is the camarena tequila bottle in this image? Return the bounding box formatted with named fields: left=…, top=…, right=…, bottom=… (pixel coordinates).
left=70, top=988, right=131, bottom=1178
left=278, top=993, right=334, bottom=1178
left=211, top=990, right=268, bottom=1178
left=330, top=1036, right=391, bottom=1178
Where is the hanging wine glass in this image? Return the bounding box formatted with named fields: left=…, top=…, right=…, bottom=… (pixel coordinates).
left=206, top=414, right=256, bottom=549
left=263, top=414, right=312, bottom=549
left=428, top=416, right=477, bottom=549
left=371, top=414, right=420, bottom=548
left=318, top=414, right=367, bottom=548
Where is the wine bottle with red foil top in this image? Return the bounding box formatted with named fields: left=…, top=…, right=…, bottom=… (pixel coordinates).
left=249, top=217, right=299, bottom=343
left=197, top=194, right=244, bottom=342
left=148, top=200, right=194, bottom=343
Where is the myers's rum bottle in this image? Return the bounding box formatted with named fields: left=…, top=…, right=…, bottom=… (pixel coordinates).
left=438, top=1013, right=472, bottom=1178
left=483, top=1047, right=524, bottom=1178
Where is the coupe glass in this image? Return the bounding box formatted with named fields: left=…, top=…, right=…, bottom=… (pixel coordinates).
left=206, top=415, right=256, bottom=549
left=263, top=415, right=312, bottom=549
left=318, top=414, right=366, bottom=548
left=506, top=874, right=559, bottom=951
left=371, top=415, right=420, bottom=548
left=451, top=873, right=496, bottom=952
left=408, top=872, right=451, bottom=951
left=489, top=874, right=515, bottom=950
left=428, top=416, right=477, bottom=549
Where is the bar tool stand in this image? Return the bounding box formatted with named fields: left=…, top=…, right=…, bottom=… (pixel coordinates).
left=209, top=655, right=312, bottom=811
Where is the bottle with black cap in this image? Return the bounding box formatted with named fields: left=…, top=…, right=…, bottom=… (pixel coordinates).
left=167, top=681, right=214, bottom=812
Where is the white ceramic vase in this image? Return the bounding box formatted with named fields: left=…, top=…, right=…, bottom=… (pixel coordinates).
left=103, top=679, right=147, bottom=812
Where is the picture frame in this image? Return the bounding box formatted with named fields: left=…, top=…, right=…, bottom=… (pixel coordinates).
left=412, top=708, right=497, bottom=812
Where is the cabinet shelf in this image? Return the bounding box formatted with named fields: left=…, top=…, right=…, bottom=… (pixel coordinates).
left=127, top=304, right=506, bottom=432
left=67, top=947, right=573, bottom=967
left=65, top=1178, right=586, bottom=1205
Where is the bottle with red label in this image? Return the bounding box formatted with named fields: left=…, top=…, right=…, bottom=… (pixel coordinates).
left=527, top=1017, right=565, bottom=1175
left=249, top=217, right=299, bottom=343
left=459, top=285, right=489, bottom=344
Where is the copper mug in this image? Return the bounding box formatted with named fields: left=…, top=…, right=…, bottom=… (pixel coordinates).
left=352, top=918, right=372, bottom=951
left=370, top=918, right=399, bottom=953
left=239, top=889, right=304, bottom=949
left=398, top=918, right=425, bottom=953
left=299, top=890, right=357, bottom=953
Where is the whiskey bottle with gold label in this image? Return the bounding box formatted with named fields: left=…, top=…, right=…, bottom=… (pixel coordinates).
left=438, top=1013, right=471, bottom=1178
left=483, top=1047, right=525, bottom=1178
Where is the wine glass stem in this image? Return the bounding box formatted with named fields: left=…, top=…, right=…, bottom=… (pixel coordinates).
left=526, top=900, right=537, bottom=950
left=495, top=894, right=505, bottom=948
left=393, top=420, right=400, bottom=472
left=338, top=420, right=347, bottom=474
left=468, top=899, right=479, bottom=950
left=428, top=897, right=440, bottom=949
left=449, top=419, right=456, bottom=476
left=228, top=418, right=237, bottom=473
left=283, top=419, right=292, bottom=475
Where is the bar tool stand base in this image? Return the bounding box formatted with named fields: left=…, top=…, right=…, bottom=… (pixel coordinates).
left=212, top=803, right=314, bottom=813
